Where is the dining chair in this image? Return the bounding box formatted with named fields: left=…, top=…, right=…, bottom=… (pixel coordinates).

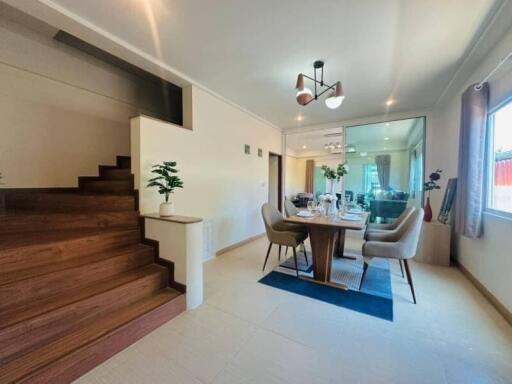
left=261, top=203, right=308, bottom=276
left=364, top=206, right=416, bottom=277
left=361, top=208, right=424, bottom=303
left=365, top=205, right=415, bottom=234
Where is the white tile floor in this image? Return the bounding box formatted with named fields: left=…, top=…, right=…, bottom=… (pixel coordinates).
left=76, top=235, right=512, bottom=384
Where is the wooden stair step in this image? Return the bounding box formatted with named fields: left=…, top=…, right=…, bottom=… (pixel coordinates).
left=0, top=244, right=153, bottom=286
left=0, top=264, right=168, bottom=364
left=0, top=244, right=155, bottom=310
left=116, top=155, right=131, bottom=169
left=5, top=192, right=135, bottom=213
left=0, top=264, right=166, bottom=330
left=0, top=211, right=139, bottom=234
left=0, top=228, right=140, bottom=275
left=79, top=179, right=132, bottom=195
left=0, top=289, right=184, bottom=384
left=99, top=167, right=131, bottom=180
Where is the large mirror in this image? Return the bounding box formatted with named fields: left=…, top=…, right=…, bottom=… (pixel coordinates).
left=344, top=117, right=426, bottom=223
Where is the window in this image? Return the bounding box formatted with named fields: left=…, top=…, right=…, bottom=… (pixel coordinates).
left=487, top=100, right=512, bottom=215
left=363, top=164, right=380, bottom=193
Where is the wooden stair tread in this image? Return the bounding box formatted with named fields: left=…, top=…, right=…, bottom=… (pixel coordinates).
left=0, top=211, right=139, bottom=233
left=0, top=264, right=166, bottom=329
left=0, top=243, right=153, bottom=286
left=5, top=193, right=135, bottom=213
left=0, top=227, right=136, bottom=251
left=0, top=289, right=181, bottom=384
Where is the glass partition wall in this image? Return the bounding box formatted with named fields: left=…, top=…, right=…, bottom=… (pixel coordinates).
left=344, top=117, right=426, bottom=223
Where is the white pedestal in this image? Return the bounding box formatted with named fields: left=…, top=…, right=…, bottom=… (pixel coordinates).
left=144, top=214, right=204, bottom=310
left=416, top=221, right=451, bottom=266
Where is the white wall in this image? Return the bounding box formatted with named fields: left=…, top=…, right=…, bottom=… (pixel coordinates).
left=0, top=7, right=169, bottom=187
left=285, top=155, right=306, bottom=199
left=132, top=86, right=282, bottom=253
left=429, top=24, right=512, bottom=312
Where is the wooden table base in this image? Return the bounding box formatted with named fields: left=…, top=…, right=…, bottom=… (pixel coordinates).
left=309, top=226, right=339, bottom=284
left=298, top=275, right=349, bottom=290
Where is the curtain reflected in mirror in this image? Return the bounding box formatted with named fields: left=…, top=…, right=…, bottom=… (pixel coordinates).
left=344, top=117, right=426, bottom=223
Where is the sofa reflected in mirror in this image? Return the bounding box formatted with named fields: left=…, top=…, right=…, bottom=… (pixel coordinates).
left=368, top=190, right=410, bottom=223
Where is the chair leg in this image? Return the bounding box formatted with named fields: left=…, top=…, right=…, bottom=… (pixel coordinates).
left=302, top=243, right=309, bottom=266
left=285, top=246, right=289, bottom=257
left=403, top=259, right=417, bottom=304
left=359, top=261, right=369, bottom=290
left=292, top=247, right=300, bottom=278
left=399, top=259, right=405, bottom=278
left=262, top=242, right=273, bottom=272
left=278, top=245, right=282, bottom=261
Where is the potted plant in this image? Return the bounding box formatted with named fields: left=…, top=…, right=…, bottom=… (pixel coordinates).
left=321, top=163, right=349, bottom=194
left=423, top=169, right=442, bottom=222
left=146, top=161, right=184, bottom=217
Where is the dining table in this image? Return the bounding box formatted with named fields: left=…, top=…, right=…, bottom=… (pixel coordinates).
left=284, top=212, right=369, bottom=290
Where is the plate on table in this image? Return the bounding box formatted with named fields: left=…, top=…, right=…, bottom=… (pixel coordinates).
left=340, top=214, right=361, bottom=221
left=347, top=208, right=362, bottom=214
left=297, top=211, right=315, bottom=218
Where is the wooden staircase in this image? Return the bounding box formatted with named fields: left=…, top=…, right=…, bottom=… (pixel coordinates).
left=0, top=156, right=186, bottom=383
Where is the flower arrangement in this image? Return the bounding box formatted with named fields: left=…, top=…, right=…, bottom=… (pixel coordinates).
left=424, top=169, right=442, bottom=197
left=321, top=163, right=349, bottom=181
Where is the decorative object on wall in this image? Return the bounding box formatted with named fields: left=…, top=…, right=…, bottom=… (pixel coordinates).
left=438, top=178, right=457, bottom=224
left=258, top=148, right=263, bottom=157
left=244, top=144, right=250, bottom=155
left=423, top=169, right=442, bottom=222
left=146, top=161, right=184, bottom=217
left=295, top=60, right=344, bottom=109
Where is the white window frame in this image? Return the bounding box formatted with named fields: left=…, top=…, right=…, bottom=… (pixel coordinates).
left=485, top=98, right=512, bottom=220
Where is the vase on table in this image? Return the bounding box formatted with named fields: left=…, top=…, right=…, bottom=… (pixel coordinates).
left=424, top=196, right=432, bottom=222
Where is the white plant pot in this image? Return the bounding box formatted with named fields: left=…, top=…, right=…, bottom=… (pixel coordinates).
left=159, top=202, right=174, bottom=217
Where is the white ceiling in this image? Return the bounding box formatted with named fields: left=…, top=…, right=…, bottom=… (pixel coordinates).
left=346, top=118, right=420, bottom=153
left=7, top=0, right=499, bottom=129
left=286, top=117, right=421, bottom=157
left=286, top=127, right=343, bottom=158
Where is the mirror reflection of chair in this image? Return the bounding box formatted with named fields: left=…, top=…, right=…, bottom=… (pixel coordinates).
left=261, top=203, right=309, bottom=276
left=362, top=208, right=424, bottom=303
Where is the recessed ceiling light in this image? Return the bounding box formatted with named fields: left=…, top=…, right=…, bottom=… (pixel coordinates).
left=384, top=137, right=390, bottom=141
left=360, top=152, right=367, bottom=157
left=385, top=123, right=390, bottom=126
left=302, top=145, right=307, bottom=149
left=296, top=115, right=304, bottom=121
left=384, top=147, right=388, bottom=150
left=385, top=99, right=395, bottom=106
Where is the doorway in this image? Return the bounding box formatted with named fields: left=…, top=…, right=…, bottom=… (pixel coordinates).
left=268, top=153, right=282, bottom=212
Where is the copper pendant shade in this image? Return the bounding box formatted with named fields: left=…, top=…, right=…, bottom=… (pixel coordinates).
left=295, top=73, right=314, bottom=106
left=295, top=61, right=343, bottom=109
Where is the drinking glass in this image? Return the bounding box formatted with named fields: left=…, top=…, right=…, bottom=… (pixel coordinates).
left=307, top=200, right=315, bottom=213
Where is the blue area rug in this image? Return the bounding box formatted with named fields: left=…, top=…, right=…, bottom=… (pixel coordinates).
left=279, top=252, right=313, bottom=273
left=259, top=258, right=393, bottom=321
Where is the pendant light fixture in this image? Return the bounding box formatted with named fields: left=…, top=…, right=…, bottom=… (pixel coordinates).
left=295, top=61, right=344, bottom=109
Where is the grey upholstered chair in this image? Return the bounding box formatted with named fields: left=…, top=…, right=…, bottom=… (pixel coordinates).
left=284, top=199, right=299, bottom=217
left=365, top=206, right=416, bottom=277
left=365, top=206, right=415, bottom=236
left=261, top=203, right=308, bottom=276
left=362, top=208, right=424, bottom=303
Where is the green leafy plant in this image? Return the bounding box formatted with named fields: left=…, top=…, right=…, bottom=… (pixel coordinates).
left=321, top=163, right=349, bottom=182
left=424, top=169, right=442, bottom=196
left=146, top=161, right=184, bottom=203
